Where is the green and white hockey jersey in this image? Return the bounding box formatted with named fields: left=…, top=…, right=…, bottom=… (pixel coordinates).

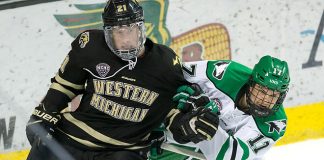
left=164, top=60, right=287, bottom=160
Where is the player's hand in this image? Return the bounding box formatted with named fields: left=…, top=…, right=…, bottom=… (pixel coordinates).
left=173, top=84, right=219, bottom=113
left=169, top=107, right=219, bottom=144
left=26, top=103, right=61, bottom=146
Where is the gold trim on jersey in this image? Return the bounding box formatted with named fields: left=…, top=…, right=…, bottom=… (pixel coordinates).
left=60, top=101, right=78, bottom=113
left=63, top=113, right=135, bottom=146
left=50, top=82, right=76, bottom=99
left=60, top=106, right=71, bottom=113
left=57, top=128, right=104, bottom=148
left=55, top=74, right=85, bottom=90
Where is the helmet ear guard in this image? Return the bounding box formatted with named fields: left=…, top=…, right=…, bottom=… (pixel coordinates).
left=247, top=55, right=290, bottom=117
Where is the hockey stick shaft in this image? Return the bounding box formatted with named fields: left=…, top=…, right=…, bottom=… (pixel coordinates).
left=161, top=142, right=206, bottom=160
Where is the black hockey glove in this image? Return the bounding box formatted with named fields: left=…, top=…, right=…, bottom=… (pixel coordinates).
left=173, top=84, right=219, bottom=113
left=26, top=103, right=61, bottom=147
left=168, top=107, right=219, bottom=144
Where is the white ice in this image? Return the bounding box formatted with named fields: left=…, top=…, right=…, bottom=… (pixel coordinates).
left=264, top=138, right=324, bottom=160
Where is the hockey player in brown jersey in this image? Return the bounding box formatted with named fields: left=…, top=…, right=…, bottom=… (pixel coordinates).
left=25, top=0, right=219, bottom=159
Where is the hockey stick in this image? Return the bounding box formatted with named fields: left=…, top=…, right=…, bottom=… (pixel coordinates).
left=27, top=122, right=75, bottom=160
left=161, top=142, right=207, bottom=160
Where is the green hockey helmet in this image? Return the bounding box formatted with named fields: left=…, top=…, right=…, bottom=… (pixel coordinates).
left=247, top=55, right=290, bottom=117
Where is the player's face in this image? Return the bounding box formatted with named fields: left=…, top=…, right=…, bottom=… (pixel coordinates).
left=111, top=23, right=140, bottom=50
left=248, top=84, right=280, bottom=110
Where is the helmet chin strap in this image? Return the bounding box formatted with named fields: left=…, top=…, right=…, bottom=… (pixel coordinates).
left=124, top=45, right=144, bottom=70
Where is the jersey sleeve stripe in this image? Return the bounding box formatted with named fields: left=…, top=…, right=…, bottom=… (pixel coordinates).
left=216, top=136, right=230, bottom=160
left=57, top=128, right=105, bottom=148
left=55, top=74, right=85, bottom=90
left=237, top=138, right=250, bottom=160
left=230, top=136, right=238, bottom=160
left=63, top=113, right=135, bottom=146
left=50, top=82, right=76, bottom=99
left=60, top=106, right=71, bottom=113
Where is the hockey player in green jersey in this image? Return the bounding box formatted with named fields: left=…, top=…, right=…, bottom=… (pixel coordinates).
left=156, top=55, right=290, bottom=160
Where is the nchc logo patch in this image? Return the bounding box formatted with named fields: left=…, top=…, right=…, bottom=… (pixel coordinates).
left=79, top=32, right=90, bottom=48
left=96, top=63, right=110, bottom=78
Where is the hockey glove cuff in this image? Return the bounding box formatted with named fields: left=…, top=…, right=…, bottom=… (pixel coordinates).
left=31, top=104, right=61, bottom=127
